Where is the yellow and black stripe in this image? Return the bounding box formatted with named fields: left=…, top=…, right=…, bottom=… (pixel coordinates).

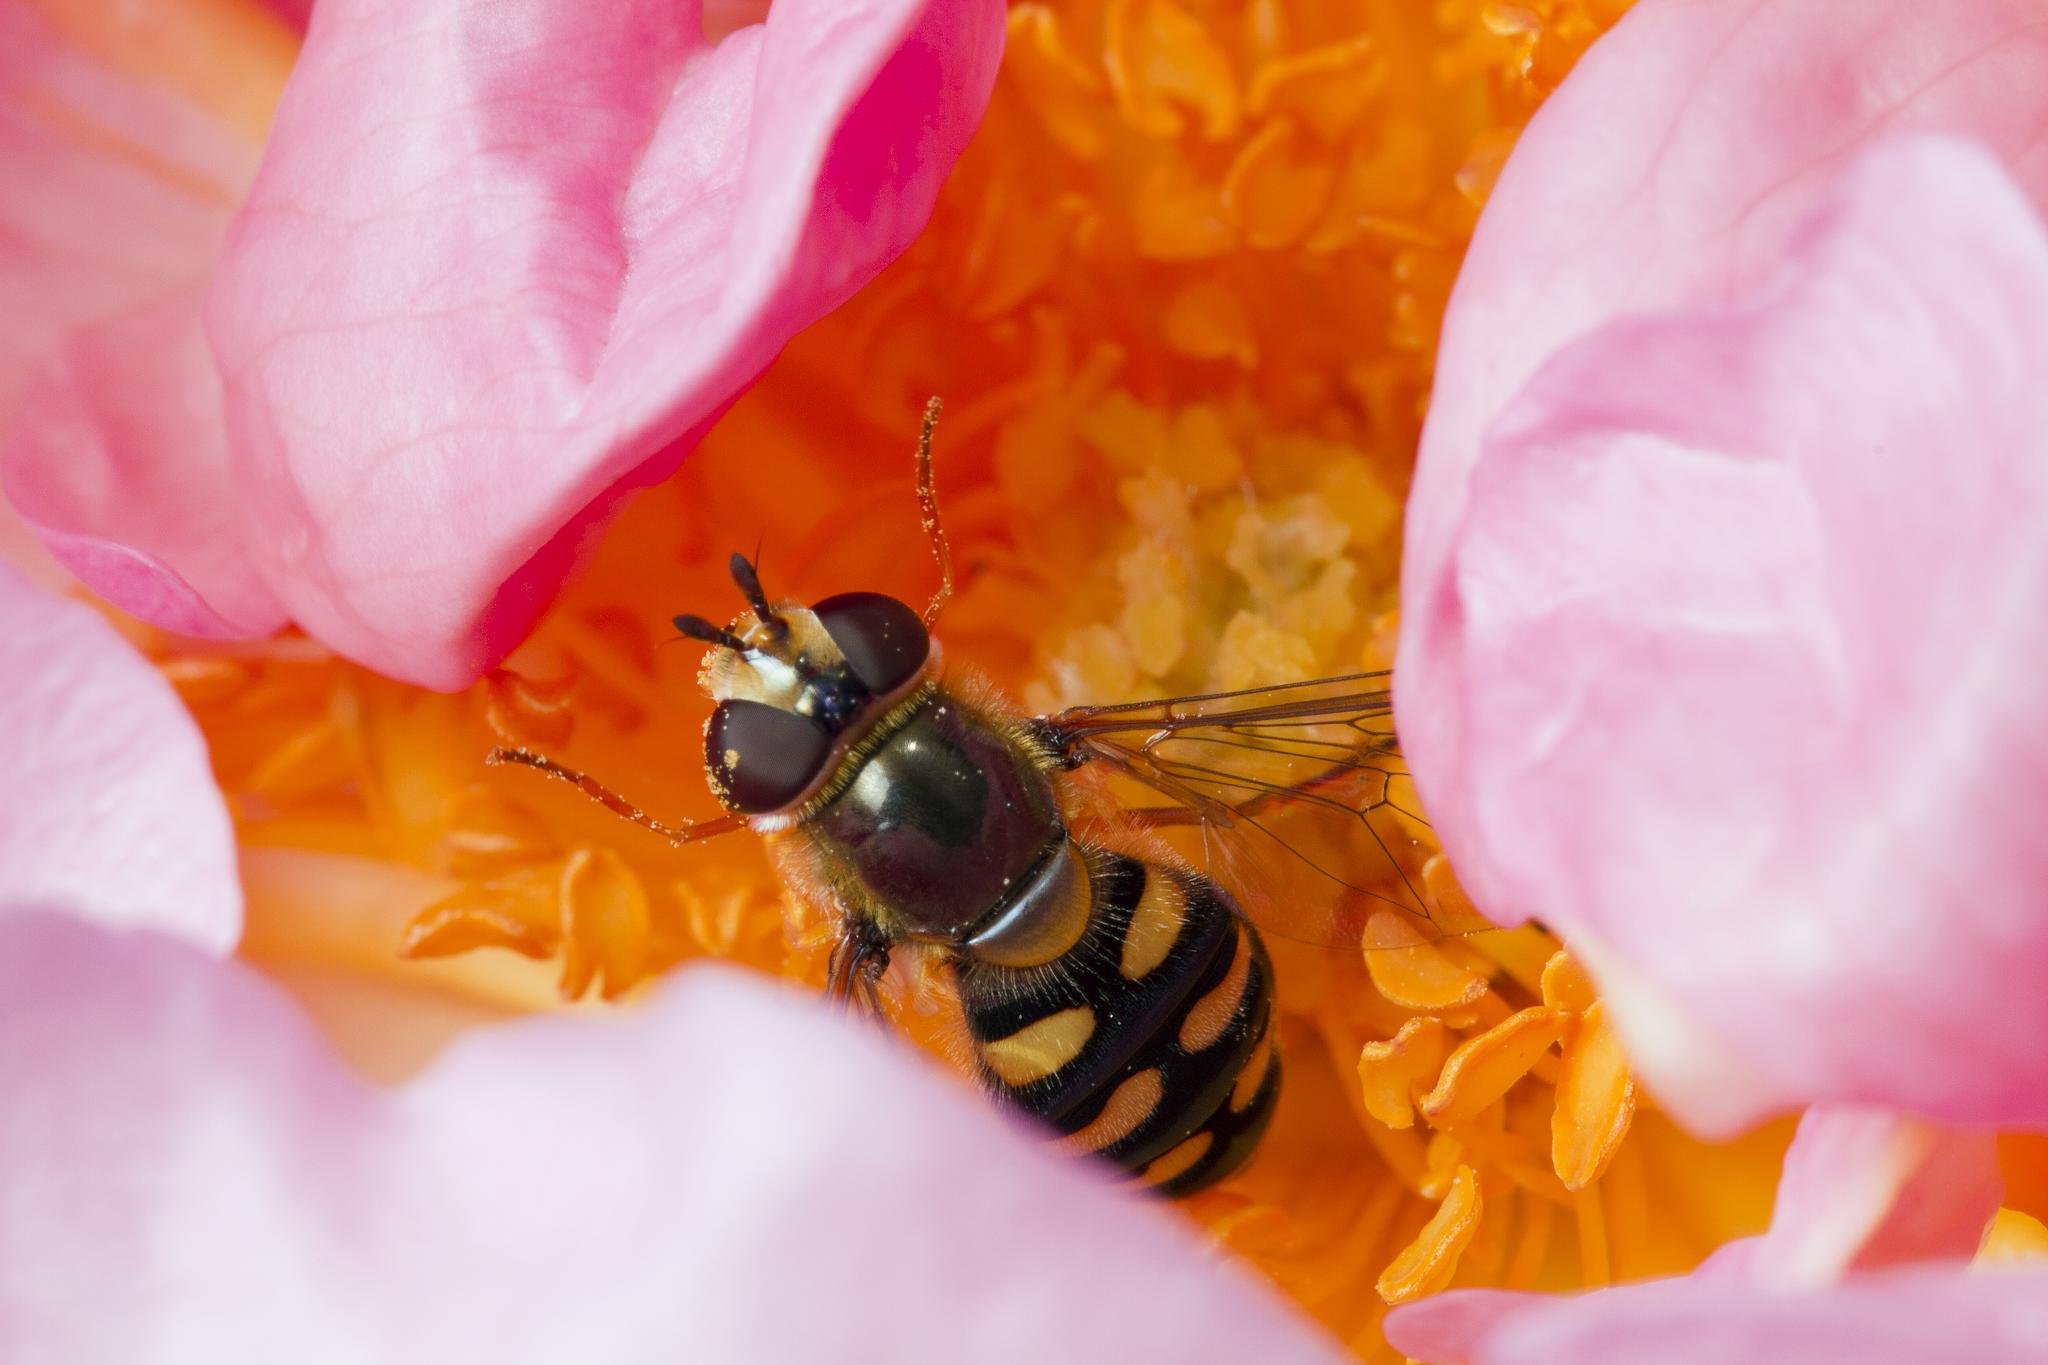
left=957, top=852, right=1281, bottom=1196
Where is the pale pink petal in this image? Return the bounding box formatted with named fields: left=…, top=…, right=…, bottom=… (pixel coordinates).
left=0, top=568, right=240, bottom=952
left=1401, top=0, right=2048, bottom=916
left=1392, top=1270, right=2048, bottom=1365
left=1402, top=134, right=2048, bottom=1133
left=0, top=2, right=289, bottom=636
left=1379, top=1290, right=1542, bottom=1365
left=208, top=0, right=1005, bottom=689
left=1747, top=1107, right=2003, bottom=1285
left=0, top=913, right=1345, bottom=1365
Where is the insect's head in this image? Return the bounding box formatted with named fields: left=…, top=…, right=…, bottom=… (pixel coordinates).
left=679, top=552, right=933, bottom=816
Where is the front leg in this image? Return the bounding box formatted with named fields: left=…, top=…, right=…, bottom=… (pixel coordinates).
left=824, top=915, right=897, bottom=1024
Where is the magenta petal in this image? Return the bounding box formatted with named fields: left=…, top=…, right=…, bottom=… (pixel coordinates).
left=0, top=4, right=285, bottom=638
left=1390, top=1271, right=2048, bottom=1365
left=209, top=0, right=1005, bottom=688
left=1405, top=135, right=2048, bottom=1133
left=258, top=0, right=314, bottom=27
left=0, top=569, right=240, bottom=953
left=0, top=914, right=1344, bottom=1365
left=1401, top=0, right=2048, bottom=918
left=1746, top=1107, right=2002, bottom=1285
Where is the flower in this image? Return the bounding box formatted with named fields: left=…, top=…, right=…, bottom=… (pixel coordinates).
left=13, top=1, right=2042, bottom=1363
left=0, top=566, right=1346, bottom=1365
left=0, top=0, right=1005, bottom=687
left=134, top=1, right=1796, bottom=1351
left=6, top=0, right=1802, bottom=1357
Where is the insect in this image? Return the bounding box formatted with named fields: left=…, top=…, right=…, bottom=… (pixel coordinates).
left=491, top=398, right=1463, bottom=1196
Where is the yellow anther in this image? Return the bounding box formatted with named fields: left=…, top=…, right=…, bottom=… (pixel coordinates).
left=245, top=717, right=354, bottom=802
left=484, top=668, right=576, bottom=747
left=1358, top=1016, right=1448, bottom=1130
left=1419, top=1007, right=1563, bottom=1125
left=402, top=863, right=561, bottom=962
left=1364, top=909, right=1490, bottom=1011
left=558, top=847, right=651, bottom=1001
left=1541, top=948, right=1598, bottom=1016
left=1247, top=35, right=1385, bottom=141
left=439, top=789, right=559, bottom=876
left=1377, top=1163, right=1483, bottom=1303
left=1551, top=1001, right=1636, bottom=1190
left=158, top=656, right=253, bottom=706
left=1977, top=1209, right=2048, bottom=1265
left=1161, top=281, right=1259, bottom=368
left=1104, top=0, right=1240, bottom=140
left=1222, top=118, right=1335, bottom=250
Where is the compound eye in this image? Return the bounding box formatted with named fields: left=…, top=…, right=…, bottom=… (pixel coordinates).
left=706, top=700, right=832, bottom=813
left=812, top=591, right=929, bottom=695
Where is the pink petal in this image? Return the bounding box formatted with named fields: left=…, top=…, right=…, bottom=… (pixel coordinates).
left=208, top=0, right=1005, bottom=689
left=1387, top=1271, right=2048, bottom=1365
left=0, top=912, right=1345, bottom=1365
left=0, top=567, right=240, bottom=953
left=1380, top=1290, right=1541, bottom=1365
left=0, top=2, right=287, bottom=637
left=1402, top=134, right=2048, bottom=1133
left=1401, top=0, right=2048, bottom=914
left=1747, top=1107, right=2003, bottom=1285
left=258, top=0, right=314, bottom=27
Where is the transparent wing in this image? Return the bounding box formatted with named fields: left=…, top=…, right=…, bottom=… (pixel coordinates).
left=1036, top=672, right=1486, bottom=950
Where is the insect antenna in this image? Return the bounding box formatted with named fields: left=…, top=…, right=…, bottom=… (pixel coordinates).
left=727, top=551, right=788, bottom=641
left=672, top=612, right=750, bottom=653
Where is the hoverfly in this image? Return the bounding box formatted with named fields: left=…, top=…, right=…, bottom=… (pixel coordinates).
left=491, top=399, right=1464, bottom=1196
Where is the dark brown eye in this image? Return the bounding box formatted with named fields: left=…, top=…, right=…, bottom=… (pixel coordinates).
left=812, top=591, right=929, bottom=694
left=705, top=700, right=832, bottom=813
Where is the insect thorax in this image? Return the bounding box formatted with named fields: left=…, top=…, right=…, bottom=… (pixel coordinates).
left=796, top=687, right=1066, bottom=943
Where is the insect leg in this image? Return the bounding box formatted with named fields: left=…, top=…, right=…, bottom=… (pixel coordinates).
left=914, top=395, right=953, bottom=628
left=824, top=916, right=894, bottom=1026
left=825, top=933, right=859, bottom=1002
left=486, top=747, right=745, bottom=848
left=854, top=949, right=891, bottom=1023
left=1121, top=806, right=1206, bottom=829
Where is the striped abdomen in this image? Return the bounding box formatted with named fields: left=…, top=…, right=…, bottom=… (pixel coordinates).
left=956, top=852, right=1280, bottom=1196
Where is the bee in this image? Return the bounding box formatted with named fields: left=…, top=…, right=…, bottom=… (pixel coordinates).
left=491, top=399, right=1460, bottom=1196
